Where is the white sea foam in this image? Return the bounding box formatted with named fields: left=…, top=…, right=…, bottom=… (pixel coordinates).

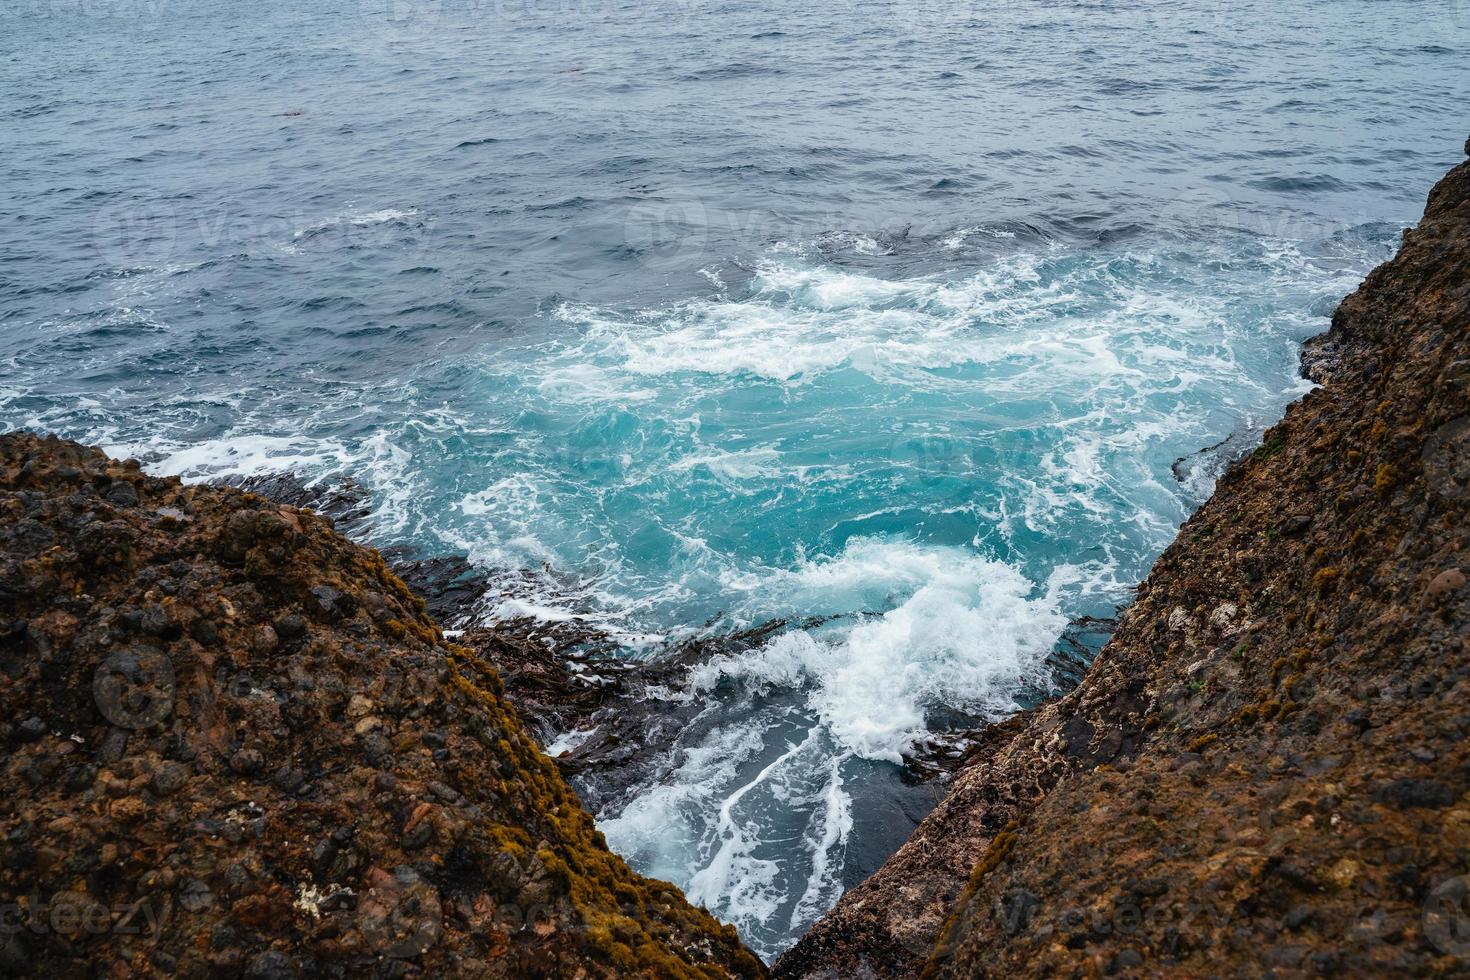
left=526, top=232, right=1385, bottom=955
left=534, top=362, right=657, bottom=404
left=545, top=726, right=598, bottom=756
left=942, top=226, right=1021, bottom=249
left=789, top=753, right=853, bottom=929
left=671, top=448, right=784, bottom=481
left=348, top=208, right=418, bottom=226
left=753, top=264, right=919, bottom=309
left=599, top=718, right=772, bottom=887
left=599, top=717, right=857, bottom=958
left=551, top=250, right=1256, bottom=398
left=293, top=207, right=420, bottom=239
left=104, top=433, right=355, bottom=483
left=684, top=734, right=810, bottom=925
left=697, top=536, right=1066, bottom=762
left=281, top=208, right=423, bottom=254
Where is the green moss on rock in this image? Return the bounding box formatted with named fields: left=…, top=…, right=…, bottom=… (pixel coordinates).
left=0, top=433, right=764, bottom=978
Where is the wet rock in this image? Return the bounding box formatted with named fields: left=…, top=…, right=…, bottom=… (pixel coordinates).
left=381, top=552, right=491, bottom=629
left=310, top=838, right=341, bottom=876
left=1108, top=949, right=1143, bottom=972
left=250, top=625, right=278, bottom=656
left=75, top=520, right=138, bottom=563
left=1373, top=778, right=1455, bottom=809
left=178, top=878, right=213, bottom=913
left=95, top=728, right=130, bottom=763
left=1261, top=945, right=1308, bottom=969
left=189, top=617, right=219, bottom=646
left=64, top=766, right=96, bottom=794
left=1310, top=950, right=1342, bottom=975
left=310, top=584, right=355, bottom=620
left=1279, top=514, right=1313, bottom=536
left=104, top=481, right=139, bottom=509
left=1427, top=567, right=1467, bottom=597
left=245, top=949, right=297, bottom=980
left=427, top=781, right=461, bottom=804
left=400, top=820, right=432, bottom=851
left=273, top=613, right=307, bottom=644
left=215, top=472, right=372, bottom=535
left=1282, top=904, right=1315, bottom=931
left=229, top=749, right=265, bottom=775
left=151, top=761, right=189, bottom=796
left=362, top=732, right=393, bottom=766
left=271, top=766, right=305, bottom=794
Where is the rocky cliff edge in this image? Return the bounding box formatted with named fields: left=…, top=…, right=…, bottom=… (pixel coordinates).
left=0, top=434, right=764, bottom=979
left=776, top=145, right=1470, bottom=978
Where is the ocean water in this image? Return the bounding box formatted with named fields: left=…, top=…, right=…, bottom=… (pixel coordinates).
left=3, top=0, right=1467, bottom=960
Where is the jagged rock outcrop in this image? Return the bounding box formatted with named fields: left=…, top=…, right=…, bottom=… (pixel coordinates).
left=0, top=435, right=764, bottom=979
left=776, top=148, right=1470, bottom=977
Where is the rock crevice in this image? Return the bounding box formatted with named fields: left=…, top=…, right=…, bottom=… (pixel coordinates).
left=777, top=148, right=1470, bottom=978
left=4, top=148, right=1469, bottom=979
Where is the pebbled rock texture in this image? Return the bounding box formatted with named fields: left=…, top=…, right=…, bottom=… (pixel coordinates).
left=0, top=434, right=764, bottom=979
left=776, top=150, right=1470, bottom=978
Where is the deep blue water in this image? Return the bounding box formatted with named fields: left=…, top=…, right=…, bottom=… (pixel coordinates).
left=3, top=0, right=1467, bottom=959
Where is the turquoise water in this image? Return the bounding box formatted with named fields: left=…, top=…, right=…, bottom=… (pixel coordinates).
left=3, top=0, right=1467, bottom=959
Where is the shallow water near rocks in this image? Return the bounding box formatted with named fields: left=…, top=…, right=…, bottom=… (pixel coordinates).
left=3, top=0, right=1466, bottom=960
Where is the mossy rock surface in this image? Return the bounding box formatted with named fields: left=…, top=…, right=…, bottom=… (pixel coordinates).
left=0, top=433, right=763, bottom=978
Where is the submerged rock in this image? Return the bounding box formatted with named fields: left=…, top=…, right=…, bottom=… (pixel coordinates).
left=776, top=148, right=1470, bottom=977
left=0, top=435, right=763, bottom=978
left=1169, top=426, right=1262, bottom=500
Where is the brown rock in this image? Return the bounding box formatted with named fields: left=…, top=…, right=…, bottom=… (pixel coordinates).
left=1427, top=566, right=1467, bottom=597
left=0, top=433, right=763, bottom=979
